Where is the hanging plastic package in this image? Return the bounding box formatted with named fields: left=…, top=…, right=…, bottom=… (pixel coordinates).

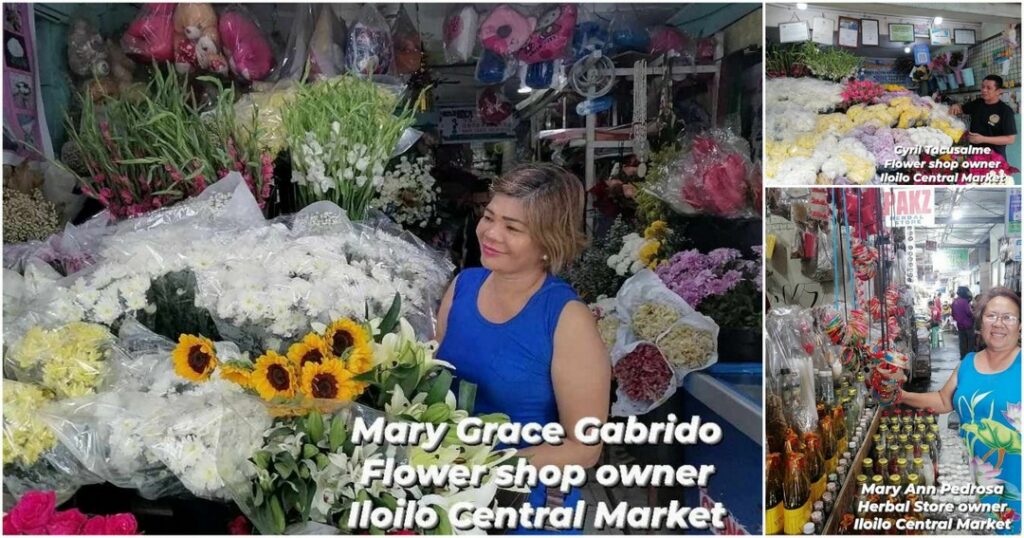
left=475, top=49, right=517, bottom=84
left=121, top=3, right=176, bottom=63
left=442, top=5, right=479, bottom=63
left=307, top=4, right=347, bottom=79
left=392, top=6, right=422, bottom=74
left=347, top=4, right=393, bottom=75
left=649, top=25, right=694, bottom=65
left=517, top=4, right=577, bottom=64
left=608, top=13, right=649, bottom=54
left=571, top=16, right=609, bottom=62
left=479, top=4, right=536, bottom=56
left=218, top=5, right=275, bottom=82
left=697, top=35, right=717, bottom=64
left=274, top=4, right=314, bottom=82
left=477, top=86, right=514, bottom=125
left=525, top=60, right=556, bottom=89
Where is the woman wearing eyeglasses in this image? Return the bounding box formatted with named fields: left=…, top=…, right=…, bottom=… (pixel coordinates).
left=894, top=287, right=1021, bottom=534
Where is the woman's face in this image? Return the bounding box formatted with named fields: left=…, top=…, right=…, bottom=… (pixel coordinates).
left=980, top=296, right=1021, bottom=351
left=476, top=193, right=545, bottom=274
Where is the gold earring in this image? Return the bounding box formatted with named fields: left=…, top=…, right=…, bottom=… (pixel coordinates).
left=542, top=255, right=549, bottom=262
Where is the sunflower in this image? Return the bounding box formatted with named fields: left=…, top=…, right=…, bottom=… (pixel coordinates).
left=324, top=319, right=372, bottom=362
left=252, top=351, right=297, bottom=401
left=287, top=333, right=330, bottom=371
left=172, top=334, right=218, bottom=382
left=218, top=363, right=252, bottom=388
left=300, top=361, right=364, bottom=401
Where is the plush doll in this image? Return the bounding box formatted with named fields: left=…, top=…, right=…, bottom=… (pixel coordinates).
left=479, top=5, right=536, bottom=56
left=173, top=3, right=223, bottom=74
left=106, top=39, right=134, bottom=87
left=67, top=19, right=109, bottom=79
left=218, top=8, right=274, bottom=81
left=121, top=3, right=176, bottom=63
left=517, top=4, right=577, bottom=64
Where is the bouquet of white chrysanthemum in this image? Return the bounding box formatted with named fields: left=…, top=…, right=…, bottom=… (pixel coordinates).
left=373, top=156, right=441, bottom=229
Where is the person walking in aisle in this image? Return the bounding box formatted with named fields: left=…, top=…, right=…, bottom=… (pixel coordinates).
left=952, top=286, right=976, bottom=359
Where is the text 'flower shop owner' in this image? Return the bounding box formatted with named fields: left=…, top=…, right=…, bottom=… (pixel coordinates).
left=436, top=163, right=612, bottom=534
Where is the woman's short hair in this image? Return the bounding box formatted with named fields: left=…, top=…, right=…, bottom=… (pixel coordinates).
left=957, top=286, right=972, bottom=300
left=491, top=163, right=587, bottom=273
left=973, top=287, right=1021, bottom=324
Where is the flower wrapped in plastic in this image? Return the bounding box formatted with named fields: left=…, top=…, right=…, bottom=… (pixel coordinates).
left=610, top=341, right=675, bottom=415
left=5, top=322, right=114, bottom=399
left=373, top=156, right=441, bottom=229
left=3, top=382, right=102, bottom=509
left=646, top=129, right=757, bottom=218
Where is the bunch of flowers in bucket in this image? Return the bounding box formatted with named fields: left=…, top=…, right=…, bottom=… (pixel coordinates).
left=66, top=69, right=274, bottom=219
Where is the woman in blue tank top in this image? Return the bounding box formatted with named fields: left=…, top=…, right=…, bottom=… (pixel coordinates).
left=896, top=288, right=1021, bottom=534
left=435, top=164, right=611, bottom=534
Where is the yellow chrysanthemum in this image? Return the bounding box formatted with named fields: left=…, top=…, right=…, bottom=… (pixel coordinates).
left=287, top=333, right=331, bottom=371
left=324, top=319, right=372, bottom=362
left=345, top=344, right=374, bottom=376
left=643, top=220, right=670, bottom=240
left=252, top=351, right=297, bottom=401
left=639, top=240, right=662, bottom=269
left=172, top=334, right=218, bottom=382
left=300, top=361, right=364, bottom=401
left=218, top=363, right=252, bottom=388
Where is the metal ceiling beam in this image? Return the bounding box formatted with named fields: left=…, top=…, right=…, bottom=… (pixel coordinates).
left=933, top=216, right=1005, bottom=224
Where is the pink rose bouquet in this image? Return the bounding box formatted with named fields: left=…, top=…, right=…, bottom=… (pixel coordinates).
left=3, top=491, right=139, bottom=535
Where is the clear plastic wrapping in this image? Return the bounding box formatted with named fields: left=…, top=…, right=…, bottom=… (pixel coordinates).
left=3, top=381, right=102, bottom=509
left=346, top=4, right=392, bottom=76
left=645, top=129, right=757, bottom=218
left=610, top=340, right=677, bottom=416
left=219, top=5, right=275, bottom=82
left=607, top=270, right=719, bottom=416
left=766, top=307, right=819, bottom=436
left=120, top=3, right=176, bottom=63
left=442, top=5, right=478, bottom=63
left=392, top=6, right=422, bottom=75
left=308, top=4, right=347, bottom=80
left=4, top=321, right=115, bottom=399
left=274, top=4, right=314, bottom=82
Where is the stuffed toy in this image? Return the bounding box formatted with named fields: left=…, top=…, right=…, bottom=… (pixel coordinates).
left=106, top=39, right=134, bottom=87
left=517, top=4, right=576, bottom=64
left=479, top=5, right=535, bottom=56
left=477, top=86, right=513, bottom=125
left=121, top=3, right=176, bottom=63
left=443, top=5, right=478, bottom=63
left=173, top=3, right=225, bottom=75
left=67, top=19, right=109, bottom=79
left=218, top=8, right=274, bottom=81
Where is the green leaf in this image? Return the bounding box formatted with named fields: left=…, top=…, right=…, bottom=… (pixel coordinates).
left=434, top=507, right=452, bottom=535
left=269, top=495, right=286, bottom=534
left=254, top=485, right=265, bottom=507
left=329, top=415, right=347, bottom=451
left=378, top=294, right=403, bottom=339
left=307, top=411, right=325, bottom=444
left=425, top=370, right=453, bottom=406
left=457, top=380, right=478, bottom=413
left=274, top=461, right=295, bottom=479
left=379, top=493, right=398, bottom=511
left=302, top=443, right=319, bottom=459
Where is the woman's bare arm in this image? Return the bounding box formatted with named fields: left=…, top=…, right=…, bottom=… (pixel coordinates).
left=899, top=364, right=959, bottom=414
left=517, top=301, right=611, bottom=468
left=434, top=277, right=458, bottom=345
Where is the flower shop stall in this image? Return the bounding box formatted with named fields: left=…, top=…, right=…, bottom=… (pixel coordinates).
left=764, top=3, right=1021, bottom=186
left=4, top=2, right=768, bottom=534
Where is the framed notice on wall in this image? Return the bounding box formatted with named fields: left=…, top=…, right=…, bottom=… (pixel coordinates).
left=811, top=17, right=833, bottom=45
left=779, top=21, right=810, bottom=43
left=861, top=19, right=879, bottom=46
left=930, top=28, right=951, bottom=46
left=838, top=16, right=859, bottom=48
left=889, top=23, right=914, bottom=42
left=954, top=29, right=976, bottom=45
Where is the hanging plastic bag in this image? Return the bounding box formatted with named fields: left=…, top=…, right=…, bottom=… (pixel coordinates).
left=274, top=4, right=314, bottom=82
left=649, top=25, right=694, bottom=65
left=608, top=12, right=649, bottom=54
left=571, top=14, right=609, bottom=62
left=477, top=86, right=514, bottom=125
left=525, top=60, right=556, bottom=89
left=478, top=4, right=536, bottom=56
left=443, top=5, right=478, bottom=63
left=517, top=4, right=577, bottom=64
left=766, top=307, right=819, bottom=436
left=121, top=3, right=176, bottom=63
left=347, top=4, right=393, bottom=76
left=308, top=4, right=347, bottom=80
left=392, top=5, right=422, bottom=74
left=696, top=35, right=716, bottom=64
left=647, top=128, right=757, bottom=218
left=219, top=5, right=275, bottom=82
left=475, top=49, right=517, bottom=84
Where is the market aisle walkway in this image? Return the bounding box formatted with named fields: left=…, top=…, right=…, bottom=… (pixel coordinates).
left=908, top=330, right=962, bottom=429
